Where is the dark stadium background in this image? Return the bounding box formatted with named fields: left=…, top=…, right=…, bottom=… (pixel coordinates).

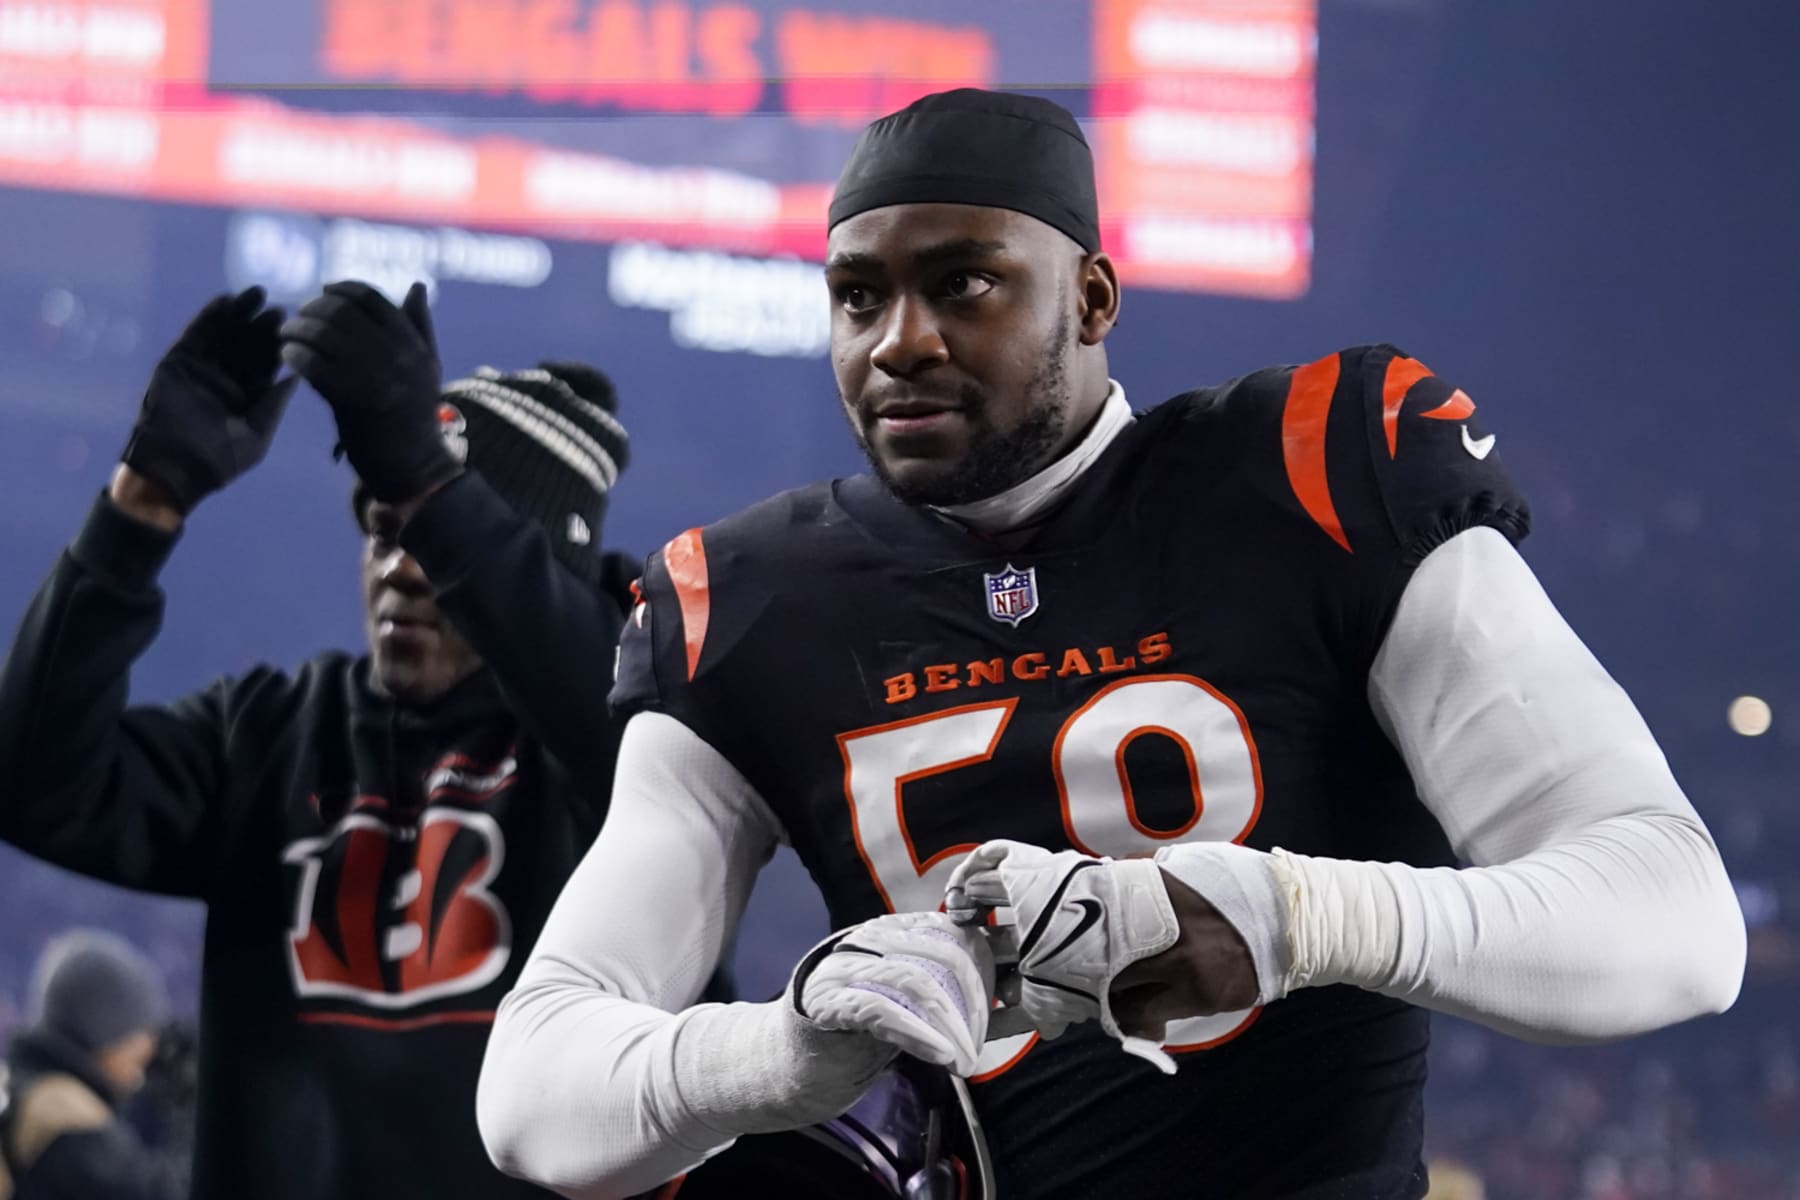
left=1, top=0, right=1795, bottom=1194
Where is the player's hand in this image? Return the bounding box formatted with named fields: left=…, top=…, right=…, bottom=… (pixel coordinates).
left=667, top=914, right=994, bottom=1140
left=795, top=911, right=995, bottom=1076
left=1107, top=870, right=1260, bottom=1038
left=946, top=839, right=1181, bottom=1069
left=279, top=280, right=460, bottom=504
left=118, top=287, right=296, bottom=516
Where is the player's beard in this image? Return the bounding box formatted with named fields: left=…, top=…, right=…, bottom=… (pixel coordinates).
left=858, top=312, right=1073, bottom=508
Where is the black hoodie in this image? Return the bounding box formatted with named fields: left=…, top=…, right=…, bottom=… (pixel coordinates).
left=0, top=473, right=634, bottom=1199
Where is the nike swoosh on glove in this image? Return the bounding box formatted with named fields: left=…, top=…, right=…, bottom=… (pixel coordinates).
left=797, top=912, right=995, bottom=1077
left=946, top=839, right=1181, bottom=1074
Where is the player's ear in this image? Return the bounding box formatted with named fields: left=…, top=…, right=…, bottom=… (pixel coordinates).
left=1076, top=251, right=1120, bottom=346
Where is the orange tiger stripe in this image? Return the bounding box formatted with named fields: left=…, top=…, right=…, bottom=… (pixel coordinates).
left=1280, top=353, right=1350, bottom=553
left=1420, top=387, right=1476, bottom=421
left=664, top=528, right=711, bottom=681
left=1380, top=354, right=1435, bottom=458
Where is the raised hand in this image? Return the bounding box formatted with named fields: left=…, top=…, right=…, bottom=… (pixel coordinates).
left=118, top=287, right=295, bottom=516
left=279, top=280, right=460, bottom=504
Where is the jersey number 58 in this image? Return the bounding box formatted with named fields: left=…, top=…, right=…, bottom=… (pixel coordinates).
left=838, top=673, right=1263, bottom=1079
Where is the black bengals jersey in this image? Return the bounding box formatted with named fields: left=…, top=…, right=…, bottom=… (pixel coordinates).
left=614, top=345, right=1529, bottom=1200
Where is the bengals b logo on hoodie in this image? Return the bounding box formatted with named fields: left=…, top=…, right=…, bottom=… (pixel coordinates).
left=280, top=753, right=515, bottom=1014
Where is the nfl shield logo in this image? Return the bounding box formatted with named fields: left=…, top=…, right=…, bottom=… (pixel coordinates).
left=984, top=564, right=1040, bottom=626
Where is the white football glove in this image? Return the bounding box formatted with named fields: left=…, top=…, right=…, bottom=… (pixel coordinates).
left=798, top=910, right=995, bottom=1077
left=672, top=912, right=996, bottom=1139
left=946, top=839, right=1180, bottom=1073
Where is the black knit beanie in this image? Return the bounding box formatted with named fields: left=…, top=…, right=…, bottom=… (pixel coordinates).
left=355, top=361, right=629, bottom=588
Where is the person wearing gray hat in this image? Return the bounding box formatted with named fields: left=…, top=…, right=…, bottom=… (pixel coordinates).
left=0, top=282, right=713, bottom=1200
left=0, top=929, right=179, bottom=1199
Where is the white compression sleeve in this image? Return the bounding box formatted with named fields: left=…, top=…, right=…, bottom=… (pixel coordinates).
left=477, top=710, right=782, bottom=1197
left=1281, top=526, right=1744, bottom=1040
left=1161, top=526, right=1745, bottom=1043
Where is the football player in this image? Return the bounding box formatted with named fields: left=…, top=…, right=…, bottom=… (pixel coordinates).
left=470, top=90, right=1745, bottom=1198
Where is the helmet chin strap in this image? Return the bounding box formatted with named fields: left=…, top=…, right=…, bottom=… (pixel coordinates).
left=932, top=382, right=1131, bottom=534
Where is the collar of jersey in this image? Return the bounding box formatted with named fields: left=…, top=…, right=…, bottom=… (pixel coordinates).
left=930, top=380, right=1132, bottom=534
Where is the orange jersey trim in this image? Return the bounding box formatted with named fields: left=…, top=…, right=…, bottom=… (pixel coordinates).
left=296, top=1009, right=495, bottom=1032
left=1280, top=353, right=1349, bottom=552
left=1380, top=354, right=1435, bottom=458
left=664, top=528, right=711, bottom=681
left=1165, top=1004, right=1264, bottom=1053
left=1115, top=724, right=1205, bottom=840
left=969, top=1031, right=1039, bottom=1083
left=1053, top=673, right=1265, bottom=856
left=1421, top=387, right=1476, bottom=421
left=836, top=697, right=1019, bottom=912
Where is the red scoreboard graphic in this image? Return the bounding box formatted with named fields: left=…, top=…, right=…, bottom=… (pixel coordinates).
left=0, top=0, right=1316, bottom=297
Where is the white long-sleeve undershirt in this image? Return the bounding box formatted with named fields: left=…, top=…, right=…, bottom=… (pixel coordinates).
left=1156, top=526, right=1744, bottom=1042
left=477, top=526, right=1745, bottom=1196
left=1300, top=527, right=1744, bottom=1036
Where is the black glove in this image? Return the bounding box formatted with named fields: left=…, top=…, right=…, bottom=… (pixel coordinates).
left=120, top=287, right=295, bottom=513
left=279, top=280, right=461, bottom=503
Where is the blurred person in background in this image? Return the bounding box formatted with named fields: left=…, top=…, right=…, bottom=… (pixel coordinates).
left=0, top=929, right=180, bottom=1199
left=0, top=284, right=656, bottom=1199
left=126, top=1021, right=198, bottom=1200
